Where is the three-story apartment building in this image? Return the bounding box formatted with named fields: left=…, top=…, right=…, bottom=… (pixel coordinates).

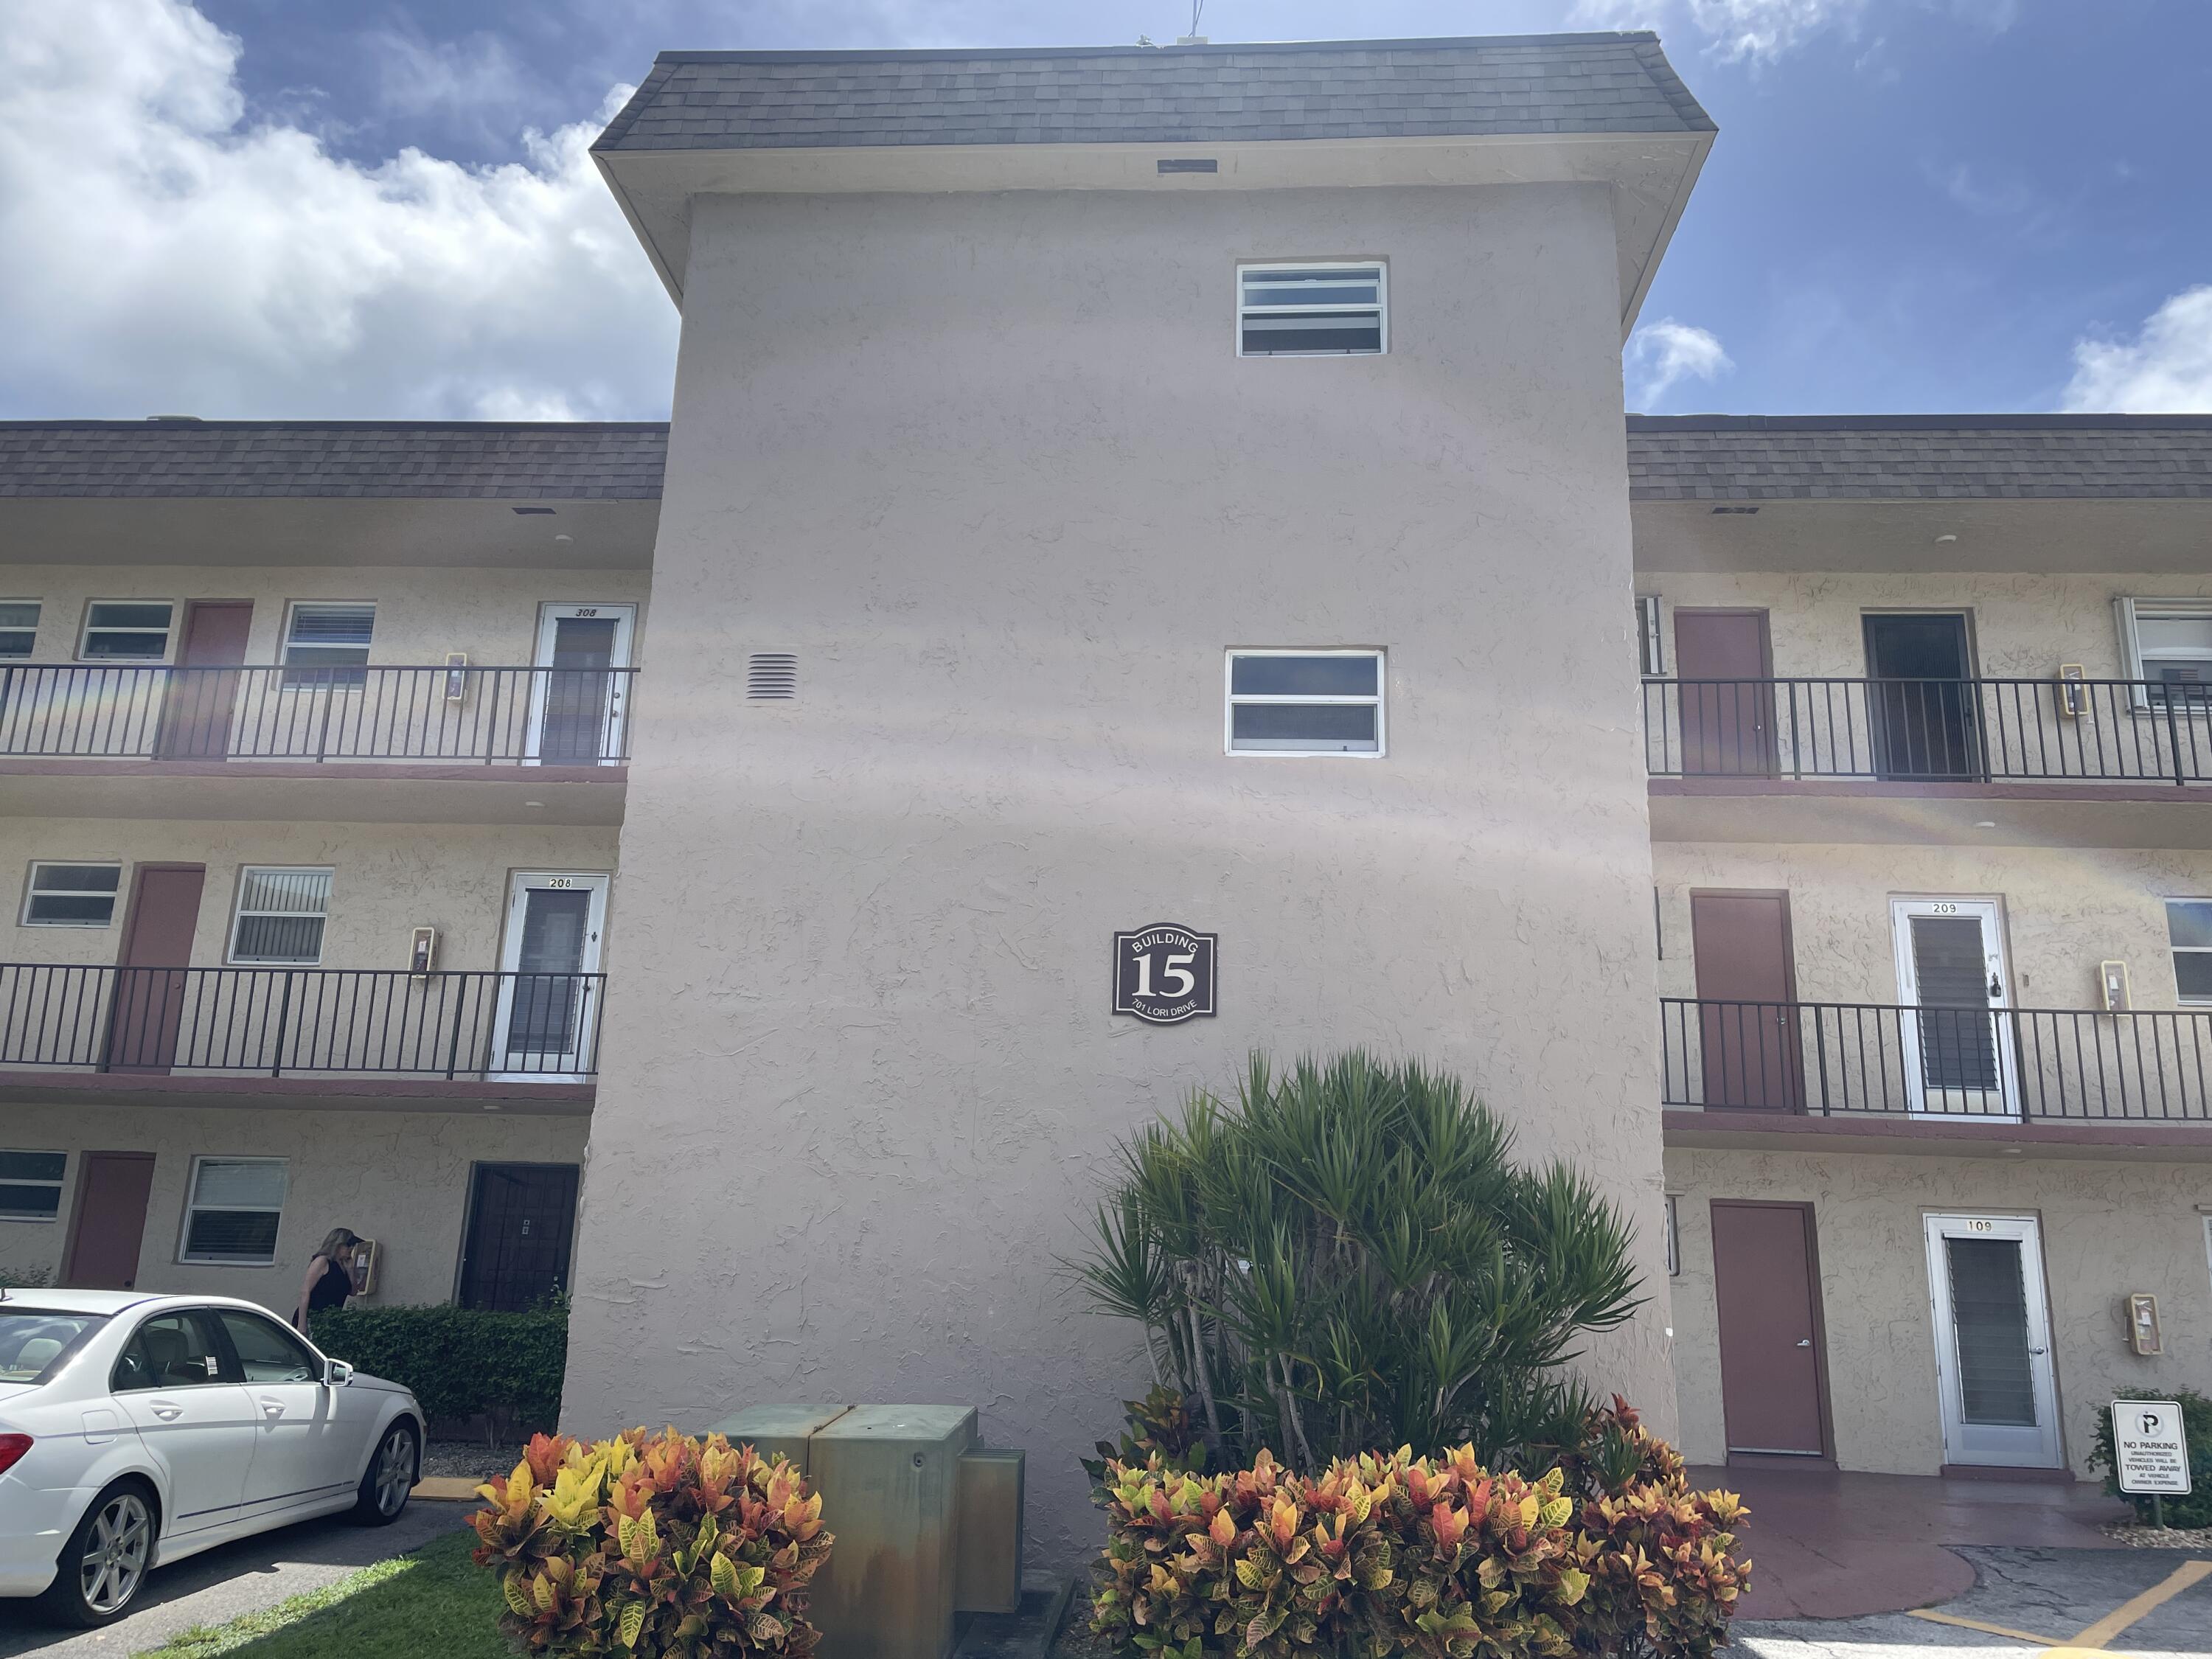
left=4, top=29, right=2208, bottom=1566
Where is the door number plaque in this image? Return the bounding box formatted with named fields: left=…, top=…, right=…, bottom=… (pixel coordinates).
left=1113, top=925, right=1217, bottom=1025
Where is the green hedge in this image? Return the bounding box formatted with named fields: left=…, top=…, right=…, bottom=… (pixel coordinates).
left=2088, top=1388, right=2212, bottom=1529
left=310, top=1303, right=568, bottom=1437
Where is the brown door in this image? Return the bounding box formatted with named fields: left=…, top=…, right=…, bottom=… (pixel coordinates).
left=1691, top=890, right=1804, bottom=1110
left=104, top=863, right=206, bottom=1073
left=155, top=601, right=252, bottom=759
left=60, top=1152, right=156, bottom=1290
left=1673, top=608, right=1775, bottom=775
left=1711, top=1201, right=1829, bottom=1457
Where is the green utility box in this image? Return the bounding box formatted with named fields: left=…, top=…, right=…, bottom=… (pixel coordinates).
left=708, top=1403, right=1025, bottom=1659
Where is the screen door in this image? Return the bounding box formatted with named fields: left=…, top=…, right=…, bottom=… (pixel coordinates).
left=1923, top=1214, right=2061, bottom=1468
left=490, top=872, right=608, bottom=1079
left=526, top=604, right=633, bottom=765
left=1892, top=897, right=2019, bottom=1118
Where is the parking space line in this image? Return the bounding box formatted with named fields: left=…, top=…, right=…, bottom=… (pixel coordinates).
left=2054, top=1558, right=2212, bottom=1653
left=1905, top=1608, right=2062, bottom=1644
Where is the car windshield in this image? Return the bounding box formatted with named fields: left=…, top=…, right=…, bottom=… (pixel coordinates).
left=0, top=1308, right=109, bottom=1385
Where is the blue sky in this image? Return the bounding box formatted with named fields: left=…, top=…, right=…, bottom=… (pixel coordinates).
left=3, top=0, right=2208, bottom=420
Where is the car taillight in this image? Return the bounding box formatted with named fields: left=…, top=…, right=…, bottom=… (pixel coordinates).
left=0, top=1434, right=31, bottom=1477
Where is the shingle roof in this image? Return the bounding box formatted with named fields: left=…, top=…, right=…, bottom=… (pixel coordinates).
left=0, top=421, right=669, bottom=500
left=592, top=34, right=1714, bottom=153
left=1627, top=414, right=2212, bottom=502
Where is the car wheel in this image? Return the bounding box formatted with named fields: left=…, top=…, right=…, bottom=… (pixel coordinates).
left=37, top=1480, right=157, bottom=1627
left=351, top=1420, right=418, bottom=1526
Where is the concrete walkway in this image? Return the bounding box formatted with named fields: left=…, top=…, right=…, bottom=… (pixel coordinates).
left=1691, top=1465, right=2134, bottom=1621
left=0, top=1501, right=467, bottom=1658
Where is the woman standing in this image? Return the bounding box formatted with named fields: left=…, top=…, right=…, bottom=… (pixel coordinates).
left=293, top=1227, right=363, bottom=1332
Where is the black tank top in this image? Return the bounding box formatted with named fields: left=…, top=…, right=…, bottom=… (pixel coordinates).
left=307, top=1256, right=352, bottom=1312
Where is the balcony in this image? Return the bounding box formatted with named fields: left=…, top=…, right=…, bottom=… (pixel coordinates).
left=1643, top=677, right=2212, bottom=847
left=0, top=664, right=635, bottom=825
left=1660, top=996, right=2212, bottom=1154
left=0, top=964, right=603, bottom=1112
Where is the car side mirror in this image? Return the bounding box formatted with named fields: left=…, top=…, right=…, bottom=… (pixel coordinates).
left=324, top=1359, right=354, bottom=1387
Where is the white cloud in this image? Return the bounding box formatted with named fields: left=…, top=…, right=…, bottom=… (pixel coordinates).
left=0, top=0, right=677, bottom=420
left=1625, top=319, right=1735, bottom=409
left=1571, top=0, right=2010, bottom=64
left=2063, top=287, right=2212, bottom=413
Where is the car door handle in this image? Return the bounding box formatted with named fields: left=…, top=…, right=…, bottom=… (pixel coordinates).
left=150, top=1401, right=183, bottom=1422
left=260, top=1397, right=287, bottom=1418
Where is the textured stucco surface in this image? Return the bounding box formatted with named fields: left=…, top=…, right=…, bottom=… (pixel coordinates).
left=1664, top=1146, right=2212, bottom=1475
left=0, top=1101, right=588, bottom=1308
left=1653, top=841, right=2212, bottom=1013
left=1, top=818, right=622, bottom=975
left=564, top=181, right=1673, bottom=1567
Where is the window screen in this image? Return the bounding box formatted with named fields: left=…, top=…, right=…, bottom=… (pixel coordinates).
left=1225, top=651, right=1384, bottom=755
left=2124, top=601, right=2212, bottom=706
left=0, top=601, right=38, bottom=659
left=181, top=1158, right=287, bottom=1265
left=1237, top=265, right=1385, bottom=356
left=229, top=868, right=332, bottom=964
left=0, top=1150, right=66, bottom=1220
left=282, top=603, right=375, bottom=687
left=21, top=862, right=122, bottom=928
left=80, top=601, right=174, bottom=661
left=2168, top=900, right=2212, bottom=1004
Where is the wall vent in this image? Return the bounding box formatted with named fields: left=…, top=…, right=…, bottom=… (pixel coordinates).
left=747, top=653, right=799, bottom=700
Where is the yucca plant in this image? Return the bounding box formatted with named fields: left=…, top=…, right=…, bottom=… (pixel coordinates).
left=1077, top=1052, right=1644, bottom=1472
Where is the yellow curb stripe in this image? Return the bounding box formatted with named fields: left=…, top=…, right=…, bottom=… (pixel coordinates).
left=412, top=1476, right=487, bottom=1502
left=2058, top=1558, right=2212, bottom=1652
left=1906, top=1608, right=2063, bottom=1644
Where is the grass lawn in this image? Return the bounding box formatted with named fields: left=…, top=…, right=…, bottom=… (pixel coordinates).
left=134, top=1529, right=507, bottom=1659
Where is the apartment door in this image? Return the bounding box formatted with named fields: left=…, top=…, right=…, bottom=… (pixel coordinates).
left=103, top=863, right=206, bottom=1073
left=154, top=602, right=252, bottom=759
left=1865, top=613, right=1980, bottom=781
left=1690, top=891, right=1803, bottom=1110
left=526, top=604, right=633, bottom=765
left=1672, top=609, right=1775, bottom=776
left=489, top=873, right=608, bottom=1079
left=60, top=1152, right=156, bottom=1289
left=457, top=1163, right=581, bottom=1311
left=1924, top=1214, right=2062, bottom=1469
left=1711, top=1202, right=1830, bottom=1458
left=1893, top=898, right=2019, bottom=1117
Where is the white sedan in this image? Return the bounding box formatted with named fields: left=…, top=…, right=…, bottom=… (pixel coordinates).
left=0, top=1288, right=424, bottom=1627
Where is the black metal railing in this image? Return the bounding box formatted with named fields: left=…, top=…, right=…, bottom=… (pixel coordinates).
left=1642, top=676, right=2212, bottom=784
left=0, top=964, right=604, bottom=1079
left=0, top=665, right=635, bottom=764
left=1661, top=997, right=2212, bottom=1121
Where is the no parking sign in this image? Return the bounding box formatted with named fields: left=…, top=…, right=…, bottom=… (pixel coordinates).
left=2111, top=1400, right=2192, bottom=1496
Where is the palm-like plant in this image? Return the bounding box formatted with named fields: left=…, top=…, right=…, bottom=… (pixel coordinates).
left=1076, top=1052, right=1644, bottom=1471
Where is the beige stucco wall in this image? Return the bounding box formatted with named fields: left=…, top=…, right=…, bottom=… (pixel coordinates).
left=1653, top=841, right=2212, bottom=1013
left=0, top=1102, right=588, bottom=1311
left=0, top=563, right=648, bottom=669
left=1638, top=571, right=2212, bottom=681
left=2, top=818, right=620, bottom=974
left=1664, top=1146, right=2212, bottom=1476
left=567, top=181, right=1672, bottom=1565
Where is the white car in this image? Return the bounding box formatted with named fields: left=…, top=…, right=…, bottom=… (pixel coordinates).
left=0, top=1288, right=424, bottom=1627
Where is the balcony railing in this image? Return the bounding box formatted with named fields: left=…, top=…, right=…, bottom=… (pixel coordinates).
left=1643, top=676, right=2212, bottom=785
left=1661, top=997, right=2212, bottom=1122
left=0, top=664, right=635, bottom=765
left=0, top=964, right=604, bottom=1081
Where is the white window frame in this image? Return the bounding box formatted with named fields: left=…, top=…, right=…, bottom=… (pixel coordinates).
left=226, top=866, right=333, bottom=966
left=178, top=1155, right=288, bottom=1266
left=1637, top=595, right=1666, bottom=676
left=1234, top=262, right=1388, bottom=358
left=0, top=1150, right=66, bottom=1222
left=77, top=599, right=175, bottom=663
left=0, top=599, right=40, bottom=660
left=20, top=860, right=122, bottom=928
left=1224, top=649, right=1387, bottom=759
left=2116, top=597, right=2212, bottom=710
left=279, top=600, right=376, bottom=687
left=2166, top=898, right=2212, bottom=1006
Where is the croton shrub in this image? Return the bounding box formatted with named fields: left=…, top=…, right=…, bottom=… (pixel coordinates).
left=471, top=1427, right=834, bottom=1658
left=1092, top=1402, right=1748, bottom=1659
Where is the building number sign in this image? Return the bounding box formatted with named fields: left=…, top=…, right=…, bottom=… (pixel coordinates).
left=1113, top=925, right=1218, bottom=1026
